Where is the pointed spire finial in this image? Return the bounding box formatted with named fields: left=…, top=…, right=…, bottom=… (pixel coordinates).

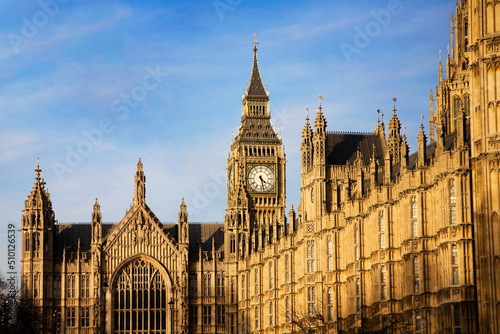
left=306, top=105, right=309, bottom=121
left=35, top=155, right=41, bottom=182
left=392, top=96, right=397, bottom=113
left=253, top=33, right=258, bottom=52
left=137, top=157, right=143, bottom=171
left=420, top=113, right=425, bottom=127
left=318, top=94, right=323, bottom=112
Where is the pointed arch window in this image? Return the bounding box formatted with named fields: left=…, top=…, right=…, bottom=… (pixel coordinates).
left=415, top=311, right=422, bottom=332
left=411, top=196, right=418, bottom=238
left=286, top=296, right=291, bottom=322
left=241, top=274, right=246, bottom=300
left=285, top=254, right=290, bottom=283
left=203, top=306, right=212, bottom=325
left=269, top=261, right=274, bottom=290
left=450, top=179, right=457, bottom=225
left=255, top=306, right=259, bottom=330
left=379, top=211, right=386, bottom=249
left=230, top=233, right=236, bottom=253
left=204, top=274, right=212, bottom=297
left=413, top=256, right=420, bottom=293
left=452, top=244, right=459, bottom=285
left=307, top=286, right=316, bottom=315
left=241, top=311, right=246, bottom=334
left=354, top=224, right=360, bottom=261
left=217, top=273, right=225, bottom=296
left=356, top=278, right=361, bottom=311
left=269, top=301, right=274, bottom=327
left=67, top=275, right=75, bottom=298
left=189, top=274, right=198, bottom=297
left=67, top=307, right=75, bottom=327
left=307, top=240, right=316, bottom=273
left=81, top=275, right=89, bottom=298
left=189, top=306, right=198, bottom=326
left=33, top=232, right=40, bottom=258
left=24, top=233, right=30, bottom=253
left=255, top=268, right=259, bottom=295
left=53, top=275, right=61, bottom=299
left=327, top=287, right=334, bottom=322
left=381, top=265, right=387, bottom=300
left=230, top=279, right=234, bottom=303
left=33, top=275, right=39, bottom=299
left=113, top=258, right=169, bottom=333
left=411, top=196, right=418, bottom=219
left=327, top=235, right=334, bottom=270
left=453, top=97, right=461, bottom=130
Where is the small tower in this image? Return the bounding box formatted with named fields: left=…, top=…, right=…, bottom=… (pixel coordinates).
left=400, top=127, right=409, bottom=171
left=301, top=107, right=313, bottom=175
left=178, top=198, right=189, bottom=245
left=429, top=89, right=435, bottom=142
left=90, top=198, right=102, bottom=327
left=417, top=118, right=427, bottom=168
left=133, top=158, right=146, bottom=207
left=313, top=97, right=327, bottom=168
left=20, top=157, right=55, bottom=327
left=91, top=198, right=102, bottom=246
left=312, top=96, right=328, bottom=225
left=387, top=100, right=402, bottom=164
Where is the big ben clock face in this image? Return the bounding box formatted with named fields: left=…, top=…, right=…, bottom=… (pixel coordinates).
left=248, top=165, right=275, bottom=192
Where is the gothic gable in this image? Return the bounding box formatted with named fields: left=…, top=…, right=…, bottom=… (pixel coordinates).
left=102, top=204, right=184, bottom=277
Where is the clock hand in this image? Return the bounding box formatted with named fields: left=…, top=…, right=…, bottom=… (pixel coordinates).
left=259, top=175, right=266, bottom=189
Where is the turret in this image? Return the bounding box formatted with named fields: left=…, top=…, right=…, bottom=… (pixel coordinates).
left=178, top=198, right=189, bottom=245
left=370, top=144, right=378, bottom=187
left=91, top=198, right=102, bottom=246
left=400, top=129, right=409, bottom=171
left=133, top=158, right=146, bottom=207
left=20, top=157, right=55, bottom=324
left=313, top=98, right=327, bottom=168
left=301, top=108, right=314, bottom=175
left=417, top=119, right=427, bottom=168
left=387, top=101, right=402, bottom=164
left=429, top=89, right=435, bottom=142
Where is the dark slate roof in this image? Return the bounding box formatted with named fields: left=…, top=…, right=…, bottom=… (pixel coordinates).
left=327, top=132, right=384, bottom=165
left=246, top=51, right=268, bottom=99
left=188, top=223, right=224, bottom=253
left=54, top=222, right=223, bottom=254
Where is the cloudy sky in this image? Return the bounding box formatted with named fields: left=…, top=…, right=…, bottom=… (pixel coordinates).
left=0, top=0, right=455, bottom=266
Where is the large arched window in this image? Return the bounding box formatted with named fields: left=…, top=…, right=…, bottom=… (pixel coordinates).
left=113, top=258, right=169, bottom=334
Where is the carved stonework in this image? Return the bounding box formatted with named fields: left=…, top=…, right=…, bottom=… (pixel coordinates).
left=129, top=216, right=152, bottom=244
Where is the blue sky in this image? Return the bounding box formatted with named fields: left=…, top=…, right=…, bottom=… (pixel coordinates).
left=0, top=0, right=455, bottom=269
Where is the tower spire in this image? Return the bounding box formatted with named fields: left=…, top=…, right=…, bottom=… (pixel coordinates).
left=35, top=155, right=41, bottom=183
left=245, top=34, right=267, bottom=99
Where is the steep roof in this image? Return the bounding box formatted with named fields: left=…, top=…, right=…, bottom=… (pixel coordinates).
left=245, top=37, right=268, bottom=100
left=327, top=132, right=385, bottom=165
left=54, top=222, right=224, bottom=255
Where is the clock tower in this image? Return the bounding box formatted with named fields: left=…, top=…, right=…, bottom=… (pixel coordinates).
left=224, top=35, right=286, bottom=331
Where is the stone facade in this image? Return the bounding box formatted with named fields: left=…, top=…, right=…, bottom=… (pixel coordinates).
left=21, top=1, right=500, bottom=333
